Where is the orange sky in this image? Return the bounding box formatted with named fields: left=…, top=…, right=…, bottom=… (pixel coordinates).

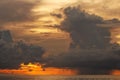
left=0, top=63, right=78, bottom=75
left=1, top=63, right=120, bottom=75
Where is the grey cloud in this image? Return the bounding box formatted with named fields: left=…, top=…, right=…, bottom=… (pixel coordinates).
left=0, top=0, right=40, bottom=28
left=0, top=41, right=45, bottom=69
left=44, top=48, right=120, bottom=74
left=60, top=6, right=111, bottom=49
left=44, top=6, right=120, bottom=75
left=0, top=30, right=45, bottom=69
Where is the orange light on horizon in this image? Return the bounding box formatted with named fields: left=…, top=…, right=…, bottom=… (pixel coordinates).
left=111, top=70, right=120, bottom=75
left=0, top=63, right=77, bottom=75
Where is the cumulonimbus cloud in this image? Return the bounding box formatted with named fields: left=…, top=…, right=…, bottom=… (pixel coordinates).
left=60, top=6, right=112, bottom=49
left=45, top=6, right=120, bottom=75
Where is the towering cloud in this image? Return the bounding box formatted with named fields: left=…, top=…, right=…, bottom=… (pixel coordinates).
left=59, top=6, right=111, bottom=49
left=46, top=6, right=120, bottom=74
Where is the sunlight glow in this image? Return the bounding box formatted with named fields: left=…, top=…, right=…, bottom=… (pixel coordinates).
left=110, top=28, right=120, bottom=44
left=116, top=35, right=120, bottom=38
left=29, top=28, right=60, bottom=33
left=112, top=70, right=120, bottom=75
left=0, top=63, right=77, bottom=75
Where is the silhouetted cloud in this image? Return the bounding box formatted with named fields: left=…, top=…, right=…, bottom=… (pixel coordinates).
left=45, top=6, right=120, bottom=75
left=60, top=6, right=112, bottom=49
left=44, top=48, right=120, bottom=74
left=0, top=30, right=45, bottom=69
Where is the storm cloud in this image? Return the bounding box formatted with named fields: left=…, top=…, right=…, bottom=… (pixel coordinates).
left=46, top=6, right=120, bottom=74
left=45, top=48, right=120, bottom=74
left=0, top=30, right=45, bottom=69
left=59, top=6, right=112, bottom=49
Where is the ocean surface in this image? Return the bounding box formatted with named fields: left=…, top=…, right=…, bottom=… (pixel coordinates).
left=0, top=74, right=120, bottom=80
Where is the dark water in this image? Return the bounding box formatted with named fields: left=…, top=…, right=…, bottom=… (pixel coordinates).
left=0, top=74, right=120, bottom=80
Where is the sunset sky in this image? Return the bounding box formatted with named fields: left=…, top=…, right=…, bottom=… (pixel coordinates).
left=0, top=0, right=120, bottom=75
left=1, top=0, right=120, bottom=53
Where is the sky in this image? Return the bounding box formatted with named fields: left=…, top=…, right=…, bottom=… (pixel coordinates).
left=0, top=0, right=120, bottom=75
left=1, top=0, right=120, bottom=53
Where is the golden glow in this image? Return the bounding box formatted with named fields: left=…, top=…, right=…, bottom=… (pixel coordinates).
left=29, top=28, right=60, bottom=33
left=32, top=0, right=77, bottom=15
left=112, top=70, right=120, bottom=75
left=115, top=35, right=120, bottom=38
left=110, top=27, right=120, bottom=44
left=0, top=63, right=77, bottom=75
left=20, top=63, right=43, bottom=71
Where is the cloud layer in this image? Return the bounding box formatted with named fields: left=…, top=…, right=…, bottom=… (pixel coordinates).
left=45, top=48, right=120, bottom=74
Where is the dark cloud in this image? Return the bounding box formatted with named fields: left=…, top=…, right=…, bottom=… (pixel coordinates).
left=59, top=6, right=111, bottom=49
left=44, top=6, right=120, bottom=75
left=0, top=30, right=45, bottom=69
left=44, top=48, right=120, bottom=74
left=0, top=0, right=40, bottom=28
